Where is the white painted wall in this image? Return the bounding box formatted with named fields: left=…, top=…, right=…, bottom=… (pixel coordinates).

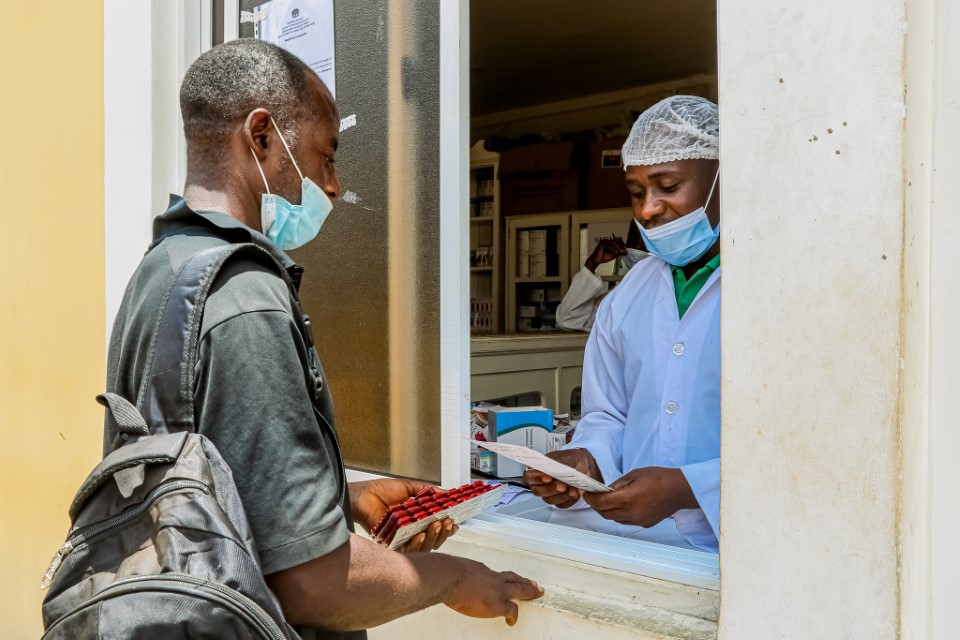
left=104, top=0, right=156, bottom=336
left=926, top=1, right=960, bottom=629
left=901, top=0, right=960, bottom=638
left=717, top=1, right=905, bottom=638
left=900, top=1, right=933, bottom=636
left=103, top=0, right=199, bottom=337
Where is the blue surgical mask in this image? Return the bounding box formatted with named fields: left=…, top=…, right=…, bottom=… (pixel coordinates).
left=618, top=247, right=648, bottom=274
left=250, top=117, right=334, bottom=250
left=637, top=169, right=720, bottom=267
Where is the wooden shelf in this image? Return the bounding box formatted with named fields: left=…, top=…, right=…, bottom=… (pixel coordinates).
left=470, top=140, right=502, bottom=334
left=514, top=276, right=563, bottom=283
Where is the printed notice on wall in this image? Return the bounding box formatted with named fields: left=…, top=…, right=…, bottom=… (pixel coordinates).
left=254, top=0, right=336, bottom=97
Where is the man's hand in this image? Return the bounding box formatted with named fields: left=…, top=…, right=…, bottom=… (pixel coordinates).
left=522, top=449, right=602, bottom=509
left=582, top=467, right=698, bottom=527
left=584, top=238, right=627, bottom=273
left=349, top=479, right=457, bottom=552
left=267, top=534, right=543, bottom=631
left=444, top=558, right=544, bottom=626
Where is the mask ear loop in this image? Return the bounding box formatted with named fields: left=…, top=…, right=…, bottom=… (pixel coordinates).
left=249, top=148, right=271, bottom=195
left=704, top=168, right=721, bottom=234
left=703, top=168, right=720, bottom=210
left=270, top=116, right=305, bottom=182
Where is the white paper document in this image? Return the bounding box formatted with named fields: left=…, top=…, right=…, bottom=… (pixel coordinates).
left=255, top=0, right=336, bottom=97
left=475, top=441, right=612, bottom=493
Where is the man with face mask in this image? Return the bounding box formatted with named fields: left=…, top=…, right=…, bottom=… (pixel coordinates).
left=555, top=219, right=646, bottom=332
left=105, top=40, right=542, bottom=638
left=524, top=96, right=721, bottom=553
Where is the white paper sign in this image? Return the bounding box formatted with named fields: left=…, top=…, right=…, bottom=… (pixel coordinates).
left=475, top=441, right=612, bottom=493
left=255, top=0, right=336, bottom=97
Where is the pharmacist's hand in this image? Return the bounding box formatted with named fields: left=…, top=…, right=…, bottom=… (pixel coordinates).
left=348, top=479, right=458, bottom=552
left=582, top=467, right=698, bottom=527
left=444, top=558, right=544, bottom=626
left=523, top=449, right=601, bottom=509
left=585, top=238, right=626, bottom=272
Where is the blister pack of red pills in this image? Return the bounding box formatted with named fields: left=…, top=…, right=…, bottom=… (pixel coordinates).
left=371, top=481, right=505, bottom=550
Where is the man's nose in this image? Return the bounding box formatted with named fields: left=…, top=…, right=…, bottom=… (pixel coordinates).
left=637, top=197, right=666, bottom=224
left=325, top=173, right=341, bottom=200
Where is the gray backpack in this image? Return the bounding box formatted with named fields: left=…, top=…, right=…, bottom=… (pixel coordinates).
left=40, top=244, right=300, bottom=639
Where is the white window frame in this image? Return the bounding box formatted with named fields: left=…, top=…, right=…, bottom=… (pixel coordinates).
left=104, top=1, right=719, bottom=631
left=429, top=0, right=719, bottom=596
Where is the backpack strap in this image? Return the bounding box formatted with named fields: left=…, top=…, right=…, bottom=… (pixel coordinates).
left=135, top=243, right=291, bottom=435
left=97, top=392, right=149, bottom=437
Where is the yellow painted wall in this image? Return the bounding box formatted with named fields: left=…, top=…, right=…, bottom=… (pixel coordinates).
left=0, top=1, right=104, bottom=636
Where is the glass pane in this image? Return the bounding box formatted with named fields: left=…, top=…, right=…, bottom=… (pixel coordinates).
left=239, top=0, right=442, bottom=481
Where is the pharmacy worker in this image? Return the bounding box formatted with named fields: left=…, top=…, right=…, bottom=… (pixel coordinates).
left=555, top=221, right=647, bottom=332
left=524, top=96, right=721, bottom=553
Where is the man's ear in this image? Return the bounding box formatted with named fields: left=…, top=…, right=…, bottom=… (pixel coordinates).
left=244, top=109, right=274, bottom=161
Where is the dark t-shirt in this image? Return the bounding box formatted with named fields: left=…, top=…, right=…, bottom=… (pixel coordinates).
left=105, top=196, right=362, bottom=640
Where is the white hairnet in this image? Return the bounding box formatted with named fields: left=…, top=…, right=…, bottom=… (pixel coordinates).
left=622, top=95, right=719, bottom=167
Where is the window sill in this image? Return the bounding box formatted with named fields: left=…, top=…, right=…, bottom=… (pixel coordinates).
left=348, top=470, right=718, bottom=639
left=450, top=514, right=718, bottom=639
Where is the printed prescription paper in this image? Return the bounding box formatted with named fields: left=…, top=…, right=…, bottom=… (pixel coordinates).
left=475, top=441, right=612, bottom=493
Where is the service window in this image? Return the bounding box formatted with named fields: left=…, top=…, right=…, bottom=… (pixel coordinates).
left=203, top=0, right=720, bottom=592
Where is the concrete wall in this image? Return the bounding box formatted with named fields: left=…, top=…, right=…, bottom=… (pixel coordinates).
left=0, top=1, right=105, bottom=636
left=717, top=1, right=905, bottom=638
left=7, top=1, right=956, bottom=637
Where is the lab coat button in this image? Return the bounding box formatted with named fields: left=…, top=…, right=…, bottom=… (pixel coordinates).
left=672, top=343, right=686, bottom=356
left=665, top=401, right=679, bottom=414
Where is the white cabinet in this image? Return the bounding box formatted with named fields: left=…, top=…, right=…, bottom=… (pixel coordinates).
left=505, top=214, right=570, bottom=333
left=503, top=208, right=633, bottom=334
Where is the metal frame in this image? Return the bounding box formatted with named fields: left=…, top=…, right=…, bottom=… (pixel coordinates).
left=438, top=0, right=472, bottom=487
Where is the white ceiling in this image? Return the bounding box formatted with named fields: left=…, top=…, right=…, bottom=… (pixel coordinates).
left=471, top=0, right=717, bottom=116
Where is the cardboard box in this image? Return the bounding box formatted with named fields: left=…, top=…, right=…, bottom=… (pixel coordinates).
left=529, top=253, right=547, bottom=277
left=499, top=142, right=582, bottom=216
left=470, top=444, right=495, bottom=474
left=518, top=230, right=530, bottom=252
left=523, top=288, right=546, bottom=303
left=501, top=173, right=580, bottom=216
left=476, top=224, right=493, bottom=247
left=528, top=230, right=547, bottom=253
left=499, top=141, right=579, bottom=174
left=585, top=136, right=632, bottom=210
left=547, top=432, right=567, bottom=453
left=518, top=305, right=539, bottom=319
left=488, top=406, right=554, bottom=477
left=517, top=254, right=530, bottom=278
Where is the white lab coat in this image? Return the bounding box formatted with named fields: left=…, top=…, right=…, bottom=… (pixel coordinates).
left=555, top=267, right=608, bottom=332
left=564, top=256, right=720, bottom=553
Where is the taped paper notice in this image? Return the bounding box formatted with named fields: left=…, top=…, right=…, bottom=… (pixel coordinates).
left=255, top=0, right=336, bottom=97
left=474, top=441, right=612, bottom=493
left=339, top=114, right=357, bottom=132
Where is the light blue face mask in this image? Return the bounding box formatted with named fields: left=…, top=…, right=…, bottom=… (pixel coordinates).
left=617, top=247, right=649, bottom=275
left=636, top=169, right=720, bottom=267
left=250, top=117, right=334, bottom=251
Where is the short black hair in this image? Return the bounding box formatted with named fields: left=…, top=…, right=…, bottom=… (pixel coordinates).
left=179, top=38, right=323, bottom=161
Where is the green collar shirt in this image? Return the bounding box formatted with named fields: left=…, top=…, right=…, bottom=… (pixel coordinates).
left=671, top=254, right=721, bottom=319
